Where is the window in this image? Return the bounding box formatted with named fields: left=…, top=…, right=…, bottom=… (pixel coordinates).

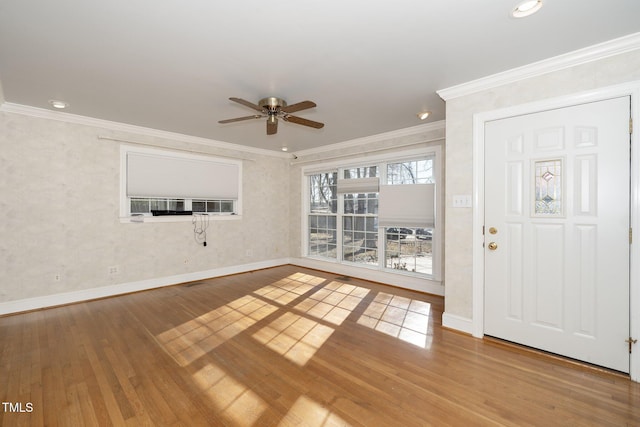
left=304, top=150, right=441, bottom=281
left=308, top=172, right=337, bottom=258
left=120, top=146, right=242, bottom=220
left=129, top=198, right=235, bottom=215
left=130, top=198, right=185, bottom=214
left=341, top=166, right=379, bottom=266
left=192, top=199, right=235, bottom=214
left=387, top=159, right=434, bottom=184
left=384, top=227, right=433, bottom=275
left=380, top=158, right=435, bottom=275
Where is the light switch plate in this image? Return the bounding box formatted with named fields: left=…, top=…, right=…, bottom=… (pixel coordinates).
left=453, top=195, right=472, bottom=208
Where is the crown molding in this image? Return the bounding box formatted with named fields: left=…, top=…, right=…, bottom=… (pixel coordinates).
left=0, top=102, right=292, bottom=158
left=293, top=120, right=445, bottom=158
left=437, top=32, right=640, bottom=101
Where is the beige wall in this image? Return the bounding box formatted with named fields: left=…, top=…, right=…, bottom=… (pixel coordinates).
left=0, top=111, right=291, bottom=303
left=443, top=49, right=640, bottom=320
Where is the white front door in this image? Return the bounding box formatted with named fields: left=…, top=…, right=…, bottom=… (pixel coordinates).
left=484, top=96, right=631, bottom=372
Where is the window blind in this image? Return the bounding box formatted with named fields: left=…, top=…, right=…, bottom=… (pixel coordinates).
left=127, top=152, right=239, bottom=199
left=336, top=177, right=380, bottom=194
left=378, top=183, right=435, bottom=228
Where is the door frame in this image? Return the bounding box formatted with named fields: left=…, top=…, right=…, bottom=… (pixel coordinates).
left=471, top=81, right=640, bottom=381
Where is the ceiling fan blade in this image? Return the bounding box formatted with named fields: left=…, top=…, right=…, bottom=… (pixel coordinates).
left=281, top=100, right=316, bottom=114
left=283, top=114, right=324, bottom=129
left=218, top=115, right=263, bottom=124
left=267, top=116, right=278, bottom=135
left=229, top=97, right=264, bottom=112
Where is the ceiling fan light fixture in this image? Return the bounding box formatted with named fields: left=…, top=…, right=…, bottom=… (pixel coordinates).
left=512, top=0, right=543, bottom=18
left=49, top=99, right=69, bottom=109
left=417, top=111, right=431, bottom=120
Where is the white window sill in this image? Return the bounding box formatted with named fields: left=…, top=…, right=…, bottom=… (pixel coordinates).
left=296, top=256, right=443, bottom=295
left=304, top=255, right=438, bottom=282
left=120, top=214, right=242, bottom=223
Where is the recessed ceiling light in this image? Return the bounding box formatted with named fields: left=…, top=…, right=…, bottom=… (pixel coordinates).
left=512, top=0, right=543, bottom=18
left=281, top=147, right=288, bottom=152
left=48, top=100, right=69, bottom=109
left=417, top=111, right=431, bottom=120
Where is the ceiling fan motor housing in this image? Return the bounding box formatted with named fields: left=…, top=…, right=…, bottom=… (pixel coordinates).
left=259, top=97, right=287, bottom=114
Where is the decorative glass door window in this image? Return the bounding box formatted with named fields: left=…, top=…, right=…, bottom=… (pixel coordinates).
left=533, top=158, right=563, bottom=216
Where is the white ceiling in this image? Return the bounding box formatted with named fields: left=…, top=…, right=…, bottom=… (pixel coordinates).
left=1, top=1, right=640, bottom=153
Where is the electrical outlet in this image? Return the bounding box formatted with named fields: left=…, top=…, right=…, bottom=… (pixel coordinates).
left=54, top=273, right=62, bottom=282
left=108, top=266, right=119, bottom=275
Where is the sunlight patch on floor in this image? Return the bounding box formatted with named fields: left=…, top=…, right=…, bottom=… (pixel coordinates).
left=253, top=273, right=326, bottom=305
left=194, top=363, right=266, bottom=426
left=294, top=281, right=370, bottom=326
left=253, top=312, right=335, bottom=366
left=286, top=273, right=328, bottom=286
left=157, top=295, right=278, bottom=366
left=357, top=292, right=432, bottom=348
left=279, top=395, right=352, bottom=427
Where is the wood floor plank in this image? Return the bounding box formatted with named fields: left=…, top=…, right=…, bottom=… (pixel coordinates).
left=1, top=265, right=639, bottom=426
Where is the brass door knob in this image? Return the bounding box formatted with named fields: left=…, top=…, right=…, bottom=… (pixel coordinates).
left=488, top=242, right=498, bottom=251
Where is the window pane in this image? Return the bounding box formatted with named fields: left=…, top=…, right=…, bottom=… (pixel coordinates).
left=534, top=159, right=563, bottom=216
left=385, top=227, right=432, bottom=275
left=193, top=200, right=206, bottom=212
left=221, top=201, right=234, bottom=212
left=342, top=216, right=377, bottom=266
left=131, top=199, right=150, bottom=213
left=206, top=201, right=219, bottom=212
left=343, top=193, right=378, bottom=215
left=150, top=199, right=166, bottom=211
left=308, top=214, right=337, bottom=259
left=343, top=166, right=378, bottom=179
left=328, top=216, right=337, bottom=230
left=387, top=158, right=434, bottom=184
left=167, top=199, right=184, bottom=210
left=310, top=172, right=337, bottom=213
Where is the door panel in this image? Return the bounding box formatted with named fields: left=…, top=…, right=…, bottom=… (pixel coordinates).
left=484, top=96, right=630, bottom=372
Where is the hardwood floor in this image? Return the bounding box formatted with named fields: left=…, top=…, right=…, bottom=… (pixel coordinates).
left=1, top=265, right=639, bottom=426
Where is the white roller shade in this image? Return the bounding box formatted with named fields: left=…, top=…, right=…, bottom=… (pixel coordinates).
left=337, top=177, right=379, bottom=194
left=379, top=183, right=435, bottom=228
left=127, top=152, right=239, bottom=199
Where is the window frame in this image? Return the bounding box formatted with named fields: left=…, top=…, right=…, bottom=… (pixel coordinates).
left=120, top=145, right=243, bottom=223
left=301, top=146, right=443, bottom=283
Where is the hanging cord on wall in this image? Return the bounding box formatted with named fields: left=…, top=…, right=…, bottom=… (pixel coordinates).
left=192, top=214, right=210, bottom=246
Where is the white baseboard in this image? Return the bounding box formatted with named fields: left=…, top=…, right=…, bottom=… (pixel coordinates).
left=1, top=258, right=446, bottom=316
left=442, top=312, right=474, bottom=335
left=290, top=257, right=444, bottom=296
left=0, top=258, right=291, bottom=316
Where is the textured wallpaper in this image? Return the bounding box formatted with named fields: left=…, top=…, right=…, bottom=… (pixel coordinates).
left=0, top=112, right=290, bottom=302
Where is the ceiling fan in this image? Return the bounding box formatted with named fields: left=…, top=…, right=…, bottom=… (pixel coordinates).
left=218, top=97, right=324, bottom=135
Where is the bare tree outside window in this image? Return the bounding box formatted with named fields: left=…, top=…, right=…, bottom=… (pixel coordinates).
left=387, top=159, right=434, bottom=184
